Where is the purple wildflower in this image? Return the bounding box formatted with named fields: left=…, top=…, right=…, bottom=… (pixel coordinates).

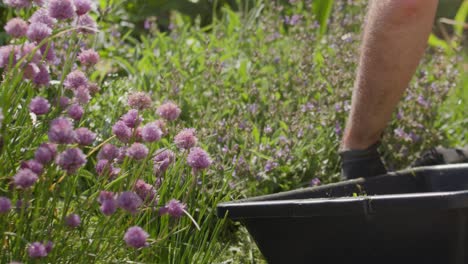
left=34, top=143, right=57, bottom=164
left=117, top=191, right=142, bottom=213
left=65, top=213, right=81, bottom=228
left=174, top=128, right=197, bottom=149
left=19, top=43, right=42, bottom=63
left=154, top=120, right=167, bottom=136
left=157, top=102, right=181, bottom=121
left=29, top=96, right=50, bottom=115
left=160, top=199, right=186, bottom=218
left=0, top=197, right=12, bottom=213
left=134, top=179, right=157, bottom=203
left=264, top=161, right=278, bottom=172
left=48, top=118, right=75, bottom=144
left=153, top=149, right=175, bottom=175
left=26, top=23, right=52, bottom=42
left=64, top=70, right=88, bottom=90
left=13, top=169, right=38, bottom=189
left=68, top=104, right=84, bottom=120
left=126, top=143, right=148, bottom=160
left=23, top=63, right=40, bottom=80
left=78, top=48, right=99, bottom=66
left=59, top=96, right=71, bottom=108
left=112, top=121, right=132, bottom=143
left=98, top=191, right=117, bottom=216
left=44, top=241, right=53, bottom=254
left=141, top=122, right=162, bottom=142
left=95, top=159, right=118, bottom=177
left=33, top=64, right=50, bottom=86
left=20, top=160, right=43, bottom=175
left=4, top=18, right=28, bottom=38
left=77, top=14, right=97, bottom=34
left=74, top=0, right=92, bottom=16
left=40, top=42, right=56, bottom=62
left=30, top=9, right=56, bottom=28
left=4, top=0, right=31, bottom=8
left=28, top=242, right=47, bottom=258
left=49, top=0, right=75, bottom=20
left=74, top=127, right=96, bottom=145
left=56, top=148, right=87, bottom=174
left=310, top=178, right=321, bottom=187
left=187, top=147, right=212, bottom=171
left=0, top=45, right=16, bottom=68
left=116, top=147, right=127, bottom=163
left=97, top=144, right=118, bottom=161
left=124, top=226, right=149, bottom=248
left=74, top=86, right=90, bottom=104
left=128, top=92, right=152, bottom=110
left=121, top=109, right=141, bottom=128
left=87, top=82, right=100, bottom=94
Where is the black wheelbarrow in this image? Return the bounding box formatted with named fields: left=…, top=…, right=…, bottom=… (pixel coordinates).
left=217, top=164, right=468, bottom=264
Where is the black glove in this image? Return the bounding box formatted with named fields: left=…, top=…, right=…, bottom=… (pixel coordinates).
left=411, top=146, right=468, bottom=167
left=339, top=142, right=387, bottom=180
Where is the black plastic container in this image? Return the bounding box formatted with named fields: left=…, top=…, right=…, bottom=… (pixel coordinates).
left=217, top=164, right=468, bottom=264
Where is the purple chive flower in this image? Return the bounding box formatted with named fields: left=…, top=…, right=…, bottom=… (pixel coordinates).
left=134, top=179, right=157, bottom=203
left=28, top=242, right=47, bottom=258
left=187, top=147, right=212, bottom=171
left=174, top=128, right=197, bottom=149
left=128, top=92, right=152, bottom=110
left=56, top=148, right=87, bottom=174
left=49, top=0, right=75, bottom=20
left=26, top=23, right=52, bottom=42
left=23, top=63, right=40, bottom=80
left=153, top=149, right=175, bottom=175
left=97, top=144, right=118, bottom=161
left=160, top=199, right=186, bottom=218
left=68, top=104, right=84, bottom=120
left=124, top=226, right=149, bottom=248
left=117, top=191, right=143, bottom=213
left=98, top=191, right=117, bottom=216
left=0, top=45, right=17, bottom=68
left=77, top=14, right=97, bottom=34
left=95, top=159, right=119, bottom=177
left=44, top=241, right=53, bottom=254
left=0, top=197, right=12, bottom=213
left=157, top=102, right=181, bottom=121
left=87, top=82, right=100, bottom=94
left=74, top=127, right=96, bottom=145
left=77, top=48, right=99, bottom=65
left=310, top=178, right=321, bottom=187
left=30, top=9, right=56, bottom=28
left=126, top=143, right=149, bottom=160
left=121, top=109, right=141, bottom=128
left=64, top=70, right=88, bottom=90
left=74, top=0, right=92, bottom=16
left=264, top=161, right=278, bottom=172
left=112, top=121, right=132, bottom=143
left=13, top=169, right=38, bottom=189
left=154, top=120, right=167, bottom=136
left=21, top=160, right=44, bottom=175
left=141, top=122, right=162, bottom=142
left=65, top=213, right=81, bottom=228
left=59, top=96, right=71, bottom=108
left=4, top=0, right=31, bottom=8
left=29, top=96, right=50, bottom=115
left=33, top=64, right=50, bottom=86
left=19, top=43, right=42, bottom=63
left=48, top=118, right=75, bottom=144
left=34, top=143, right=57, bottom=164
left=4, top=18, right=29, bottom=38
left=40, top=42, right=56, bottom=62
left=74, top=86, right=90, bottom=104
left=116, top=147, right=127, bottom=163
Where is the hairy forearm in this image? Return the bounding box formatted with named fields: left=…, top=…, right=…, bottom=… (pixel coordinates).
left=342, top=0, right=439, bottom=150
